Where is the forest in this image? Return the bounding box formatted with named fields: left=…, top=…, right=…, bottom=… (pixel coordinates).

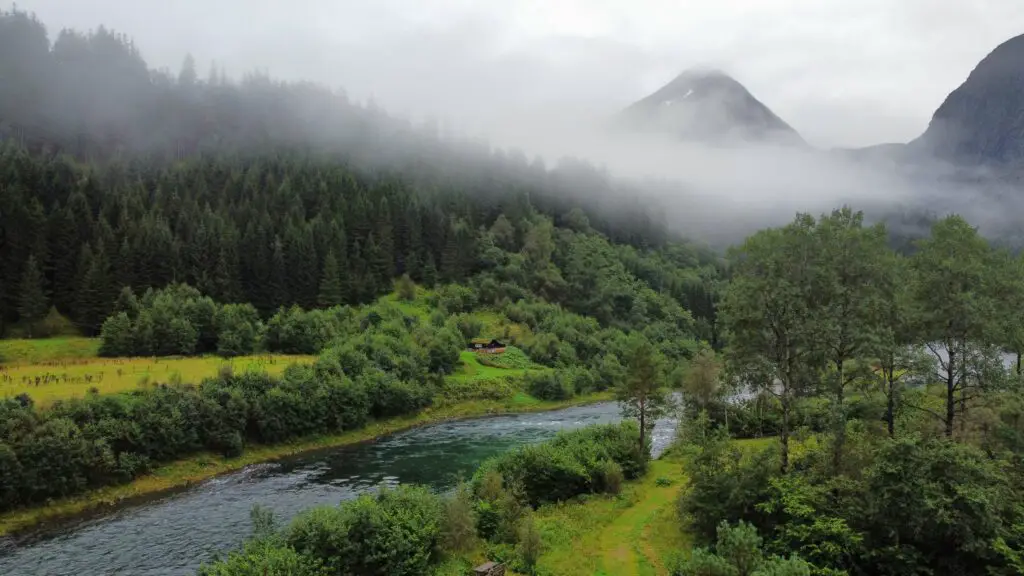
left=1, top=6, right=1024, bottom=576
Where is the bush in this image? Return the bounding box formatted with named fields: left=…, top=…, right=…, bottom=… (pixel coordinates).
left=215, top=304, right=261, bottom=357
left=473, top=422, right=647, bottom=507
left=525, top=371, right=573, bottom=401
left=441, top=482, right=478, bottom=553
left=98, top=312, right=135, bottom=357
left=198, top=540, right=325, bottom=576
left=395, top=273, right=417, bottom=301
left=286, top=485, right=444, bottom=576
left=39, top=306, right=78, bottom=337
left=599, top=460, right=624, bottom=495
left=678, top=432, right=778, bottom=544
left=669, top=521, right=813, bottom=576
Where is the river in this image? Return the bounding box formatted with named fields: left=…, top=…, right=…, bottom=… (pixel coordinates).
left=0, top=401, right=676, bottom=576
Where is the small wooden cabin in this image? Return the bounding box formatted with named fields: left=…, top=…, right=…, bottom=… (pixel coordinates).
left=469, top=338, right=506, bottom=354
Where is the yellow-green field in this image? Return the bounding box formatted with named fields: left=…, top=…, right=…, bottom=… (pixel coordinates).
left=0, top=352, right=315, bottom=407
left=0, top=337, right=101, bottom=364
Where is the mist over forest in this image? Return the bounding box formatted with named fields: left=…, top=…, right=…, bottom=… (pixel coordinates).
left=4, top=5, right=1024, bottom=251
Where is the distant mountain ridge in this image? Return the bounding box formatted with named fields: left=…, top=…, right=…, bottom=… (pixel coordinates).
left=618, top=68, right=805, bottom=146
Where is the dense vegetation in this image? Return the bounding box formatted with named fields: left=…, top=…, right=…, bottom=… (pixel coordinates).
left=0, top=8, right=721, bottom=343
left=0, top=8, right=725, bottom=522
left=4, top=8, right=1024, bottom=576
left=671, top=209, right=1024, bottom=576
left=196, top=423, right=645, bottom=576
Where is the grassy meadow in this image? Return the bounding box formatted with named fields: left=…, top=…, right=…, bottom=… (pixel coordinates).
left=0, top=337, right=314, bottom=407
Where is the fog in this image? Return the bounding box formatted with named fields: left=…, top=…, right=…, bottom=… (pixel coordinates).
left=11, top=0, right=1024, bottom=244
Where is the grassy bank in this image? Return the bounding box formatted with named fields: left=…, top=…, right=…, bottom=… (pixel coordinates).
left=0, top=390, right=613, bottom=537
left=471, top=437, right=775, bottom=576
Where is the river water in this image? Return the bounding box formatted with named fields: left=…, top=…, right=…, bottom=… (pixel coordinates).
left=0, top=401, right=676, bottom=576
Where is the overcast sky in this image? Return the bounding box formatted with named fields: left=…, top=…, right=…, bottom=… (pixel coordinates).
left=17, top=0, right=1024, bottom=148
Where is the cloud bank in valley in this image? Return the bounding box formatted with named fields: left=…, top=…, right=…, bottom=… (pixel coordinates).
left=15, top=0, right=1024, bottom=242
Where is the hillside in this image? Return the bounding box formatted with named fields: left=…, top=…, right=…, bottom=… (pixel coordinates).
left=913, top=33, right=1024, bottom=165
left=0, top=8, right=722, bottom=343
left=618, top=68, right=805, bottom=146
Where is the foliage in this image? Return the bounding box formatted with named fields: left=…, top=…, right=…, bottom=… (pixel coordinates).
left=669, top=521, right=813, bottom=576
left=473, top=422, right=648, bottom=507
left=285, top=485, right=444, bottom=576
left=617, top=335, right=673, bottom=451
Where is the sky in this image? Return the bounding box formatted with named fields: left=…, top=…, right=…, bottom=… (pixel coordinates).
left=16, top=0, right=1024, bottom=148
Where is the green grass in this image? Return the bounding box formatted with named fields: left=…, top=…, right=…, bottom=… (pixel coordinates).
left=534, top=456, right=689, bottom=576
left=0, top=337, right=101, bottom=365
left=526, top=437, right=779, bottom=576
left=449, top=350, right=544, bottom=384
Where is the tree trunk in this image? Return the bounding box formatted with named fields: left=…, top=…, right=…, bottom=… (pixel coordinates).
left=1017, top=351, right=1021, bottom=377
left=945, top=374, right=956, bottom=438
left=886, top=369, right=895, bottom=438
left=639, top=396, right=646, bottom=453
left=780, top=387, right=791, bottom=473
left=832, top=359, right=846, bottom=472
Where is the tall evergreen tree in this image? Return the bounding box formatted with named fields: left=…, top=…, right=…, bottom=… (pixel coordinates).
left=422, top=254, right=439, bottom=288
left=317, top=250, right=344, bottom=308
left=17, top=254, right=47, bottom=337
left=269, top=236, right=288, bottom=307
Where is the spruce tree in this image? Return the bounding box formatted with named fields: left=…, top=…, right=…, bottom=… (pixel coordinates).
left=317, top=250, right=344, bottom=308
left=269, top=236, right=289, bottom=307
left=422, top=254, right=439, bottom=288
left=17, top=254, right=47, bottom=338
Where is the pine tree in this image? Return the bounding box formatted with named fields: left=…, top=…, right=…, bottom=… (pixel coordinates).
left=317, top=250, right=344, bottom=308
left=74, top=245, right=113, bottom=336
left=440, top=221, right=462, bottom=282
left=422, top=253, right=439, bottom=288
left=17, top=254, right=47, bottom=338
left=269, top=236, right=288, bottom=306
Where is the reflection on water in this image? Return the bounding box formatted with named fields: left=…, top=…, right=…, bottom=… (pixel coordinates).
left=0, top=402, right=677, bottom=576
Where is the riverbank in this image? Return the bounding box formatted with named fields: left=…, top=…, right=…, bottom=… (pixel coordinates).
left=449, top=437, right=772, bottom=576
left=0, top=390, right=613, bottom=537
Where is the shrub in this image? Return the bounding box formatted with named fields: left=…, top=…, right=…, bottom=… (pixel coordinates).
left=516, top=513, right=543, bottom=575
left=39, top=306, right=78, bottom=337
left=286, top=485, right=444, bottom=576
left=215, top=303, right=261, bottom=357
left=599, top=460, right=624, bottom=495
left=473, top=422, right=647, bottom=507
left=197, top=539, right=325, bottom=576
left=395, top=273, right=417, bottom=301
left=525, top=371, right=573, bottom=401
left=669, top=521, right=813, bottom=576
left=98, top=312, right=135, bottom=357
left=441, top=482, right=478, bottom=553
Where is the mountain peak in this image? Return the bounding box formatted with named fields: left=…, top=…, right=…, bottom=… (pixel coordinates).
left=618, top=68, right=804, bottom=146
left=914, top=33, right=1024, bottom=165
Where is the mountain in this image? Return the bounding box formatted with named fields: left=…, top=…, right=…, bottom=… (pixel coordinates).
left=618, top=68, right=805, bottom=146
left=913, top=34, right=1024, bottom=165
